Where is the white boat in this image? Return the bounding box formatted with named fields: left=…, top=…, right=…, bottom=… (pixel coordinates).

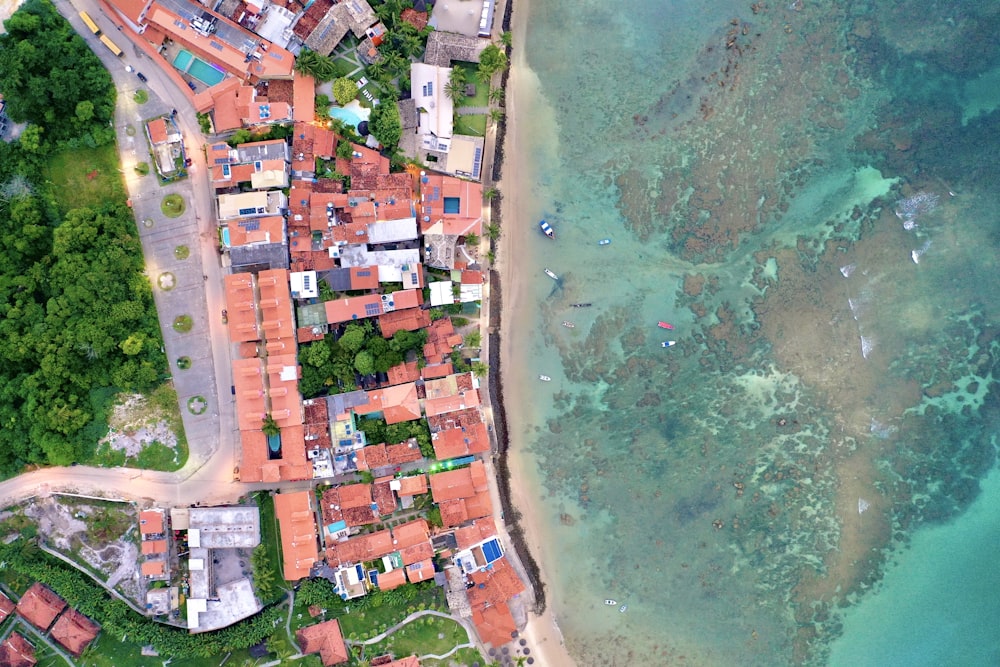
left=544, top=268, right=559, bottom=280
left=604, top=599, right=618, bottom=606
left=562, top=321, right=575, bottom=328
left=539, top=220, right=555, bottom=239
left=661, top=341, right=676, bottom=348
left=619, top=604, right=628, bottom=613
left=539, top=375, right=552, bottom=382
left=598, top=238, right=611, bottom=246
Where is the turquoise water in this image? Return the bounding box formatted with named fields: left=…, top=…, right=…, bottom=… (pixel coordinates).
left=172, top=49, right=193, bottom=70
left=329, top=106, right=364, bottom=129
left=221, top=227, right=230, bottom=248
left=508, top=0, right=1000, bottom=664
left=187, top=58, right=225, bottom=86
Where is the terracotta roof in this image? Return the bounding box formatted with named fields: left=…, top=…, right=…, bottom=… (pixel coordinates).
left=225, top=273, right=260, bottom=343
left=147, top=118, right=168, bottom=144
left=405, top=559, right=434, bottom=583
left=372, top=477, right=397, bottom=516
left=349, top=266, right=379, bottom=291
left=386, top=439, right=423, bottom=464
left=400, top=8, right=428, bottom=30
left=322, top=485, right=378, bottom=527
left=50, top=608, right=100, bottom=657
left=395, top=474, right=428, bottom=496
left=296, top=619, right=349, bottom=666
left=419, top=173, right=483, bottom=237
left=227, top=216, right=285, bottom=247
left=16, top=583, right=66, bottom=632
left=460, top=269, right=483, bottom=285
left=141, top=561, right=166, bottom=576
left=258, top=269, right=296, bottom=344
left=324, top=293, right=384, bottom=324
left=391, top=518, right=429, bottom=550
left=467, top=557, right=525, bottom=608
left=355, top=443, right=388, bottom=471
left=454, top=518, right=497, bottom=550
left=141, top=539, right=168, bottom=555
left=326, top=529, right=394, bottom=566
left=471, top=601, right=517, bottom=648
left=375, top=567, right=406, bottom=591
left=386, top=361, right=420, bottom=385
left=399, top=542, right=433, bottom=566
left=420, top=363, right=455, bottom=380
left=429, top=461, right=488, bottom=502
left=431, top=421, right=489, bottom=460
left=0, top=591, right=14, bottom=621
left=354, top=383, right=421, bottom=425
left=378, top=308, right=431, bottom=339
left=274, top=491, right=319, bottom=581
left=0, top=632, right=36, bottom=667
left=139, top=509, right=164, bottom=535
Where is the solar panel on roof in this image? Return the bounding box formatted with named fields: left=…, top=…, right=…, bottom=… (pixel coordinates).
left=210, top=41, right=223, bottom=51
left=364, top=302, right=381, bottom=316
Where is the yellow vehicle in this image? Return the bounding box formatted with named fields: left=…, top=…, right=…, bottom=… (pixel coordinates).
left=79, top=10, right=100, bottom=35
left=99, top=34, right=123, bottom=57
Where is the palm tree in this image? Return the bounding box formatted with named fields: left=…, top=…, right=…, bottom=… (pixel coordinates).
left=472, top=361, right=489, bottom=378
left=445, top=80, right=466, bottom=106
left=486, top=222, right=501, bottom=240
left=501, top=31, right=513, bottom=47
left=489, top=108, right=504, bottom=123
left=484, top=186, right=499, bottom=200
left=489, top=86, right=504, bottom=104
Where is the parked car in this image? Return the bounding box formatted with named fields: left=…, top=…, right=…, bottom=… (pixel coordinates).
left=137, top=72, right=148, bottom=83
left=187, top=81, right=197, bottom=91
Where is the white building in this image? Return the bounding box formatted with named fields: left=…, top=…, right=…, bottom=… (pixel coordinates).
left=410, top=63, right=454, bottom=153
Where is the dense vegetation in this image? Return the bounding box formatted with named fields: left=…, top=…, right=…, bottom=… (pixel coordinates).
left=0, top=539, right=286, bottom=658
left=0, top=0, right=166, bottom=473
left=355, top=416, right=432, bottom=457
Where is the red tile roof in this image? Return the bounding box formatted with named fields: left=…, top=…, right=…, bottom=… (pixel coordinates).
left=379, top=308, right=432, bottom=339
left=225, top=273, right=260, bottom=343
left=405, top=559, right=434, bottom=583
left=429, top=460, right=489, bottom=502
left=471, top=601, right=517, bottom=648
left=50, top=608, right=100, bottom=657
left=141, top=561, right=166, bottom=577
left=420, top=363, right=455, bottom=380
left=322, top=484, right=378, bottom=527
left=296, top=619, right=349, bottom=666
left=0, top=591, right=15, bottom=621
left=139, top=509, right=164, bottom=535
left=16, top=583, right=66, bottom=632
left=354, top=383, right=421, bottom=424
left=141, top=539, right=167, bottom=555
left=326, top=529, right=394, bottom=566
left=431, top=421, right=489, bottom=460
left=372, top=477, right=397, bottom=516
left=274, top=491, right=319, bottom=581
left=324, top=293, right=384, bottom=324
left=394, top=474, right=428, bottom=496
left=376, top=567, right=406, bottom=591
left=454, top=518, right=498, bottom=550
left=386, top=439, right=423, bottom=464
left=467, top=557, right=525, bottom=608
left=419, top=174, right=483, bottom=237
left=386, top=361, right=420, bottom=385
left=391, top=518, right=429, bottom=550
left=399, top=542, right=433, bottom=566
left=350, top=266, right=380, bottom=291
left=147, top=118, right=169, bottom=144
left=0, top=632, right=35, bottom=667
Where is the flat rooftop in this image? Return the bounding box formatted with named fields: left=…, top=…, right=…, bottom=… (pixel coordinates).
left=188, top=506, right=261, bottom=549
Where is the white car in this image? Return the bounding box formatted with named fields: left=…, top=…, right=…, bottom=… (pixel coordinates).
left=125, top=65, right=133, bottom=73
left=356, top=77, right=368, bottom=89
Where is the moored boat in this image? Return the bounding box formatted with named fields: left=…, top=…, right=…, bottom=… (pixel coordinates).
left=539, top=375, right=552, bottom=382
left=657, top=321, right=674, bottom=329
left=619, top=604, right=628, bottom=613
left=604, top=599, right=618, bottom=606
left=544, top=268, right=559, bottom=280
left=539, top=220, right=555, bottom=239
left=562, top=321, right=575, bottom=328
left=598, top=238, right=611, bottom=246
left=661, top=341, right=676, bottom=348
left=570, top=302, right=592, bottom=308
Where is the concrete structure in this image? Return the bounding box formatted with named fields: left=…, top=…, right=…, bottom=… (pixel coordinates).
left=218, top=190, right=287, bottom=220
left=188, top=506, right=261, bottom=549
left=410, top=64, right=454, bottom=154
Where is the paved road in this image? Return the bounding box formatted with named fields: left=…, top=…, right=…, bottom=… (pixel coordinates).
left=0, top=0, right=244, bottom=509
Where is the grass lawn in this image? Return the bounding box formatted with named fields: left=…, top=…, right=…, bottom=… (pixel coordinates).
left=362, top=615, right=471, bottom=660
left=29, top=635, right=73, bottom=667
left=161, top=194, right=186, bottom=218
left=452, top=62, right=491, bottom=107
left=454, top=114, right=487, bottom=137
left=254, top=491, right=290, bottom=605
left=421, top=647, right=484, bottom=666
left=43, top=144, right=126, bottom=216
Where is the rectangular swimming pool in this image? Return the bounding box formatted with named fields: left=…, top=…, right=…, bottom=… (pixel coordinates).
left=172, top=49, right=193, bottom=70
left=188, top=58, right=225, bottom=86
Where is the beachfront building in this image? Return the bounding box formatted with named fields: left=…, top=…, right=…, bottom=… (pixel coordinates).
left=428, top=0, right=496, bottom=38
left=410, top=63, right=454, bottom=156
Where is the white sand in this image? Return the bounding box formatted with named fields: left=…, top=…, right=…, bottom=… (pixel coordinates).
left=497, top=0, right=578, bottom=664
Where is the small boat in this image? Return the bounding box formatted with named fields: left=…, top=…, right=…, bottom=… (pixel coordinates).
left=619, top=604, right=628, bottom=613
left=598, top=238, right=611, bottom=246
left=604, top=599, right=618, bottom=606
left=562, top=321, right=575, bottom=328
left=538, top=375, right=552, bottom=382
left=539, top=220, right=554, bottom=239
left=570, top=303, right=592, bottom=308
left=661, top=341, right=676, bottom=348
left=544, top=268, right=559, bottom=281
left=657, top=321, right=674, bottom=330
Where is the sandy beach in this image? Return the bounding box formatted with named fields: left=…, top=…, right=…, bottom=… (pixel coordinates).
left=495, top=0, right=577, bottom=664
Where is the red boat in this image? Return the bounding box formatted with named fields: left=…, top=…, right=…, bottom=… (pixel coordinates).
left=657, top=321, right=674, bottom=330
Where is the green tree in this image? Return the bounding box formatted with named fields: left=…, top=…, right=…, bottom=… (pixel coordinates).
left=261, top=414, right=280, bottom=437
left=19, top=125, right=43, bottom=153
left=332, top=77, right=358, bottom=105
left=445, top=67, right=467, bottom=105
left=489, top=86, right=504, bottom=104
left=472, top=361, right=489, bottom=378
left=251, top=544, right=277, bottom=602
left=119, top=333, right=145, bottom=356
left=337, top=140, right=354, bottom=160
left=479, top=43, right=508, bottom=76
left=464, top=233, right=480, bottom=246
left=484, top=187, right=499, bottom=200
left=295, top=49, right=341, bottom=82
left=354, top=350, right=375, bottom=376
left=302, top=340, right=332, bottom=367
left=501, top=31, right=512, bottom=47
left=486, top=222, right=501, bottom=240
left=74, top=100, right=94, bottom=124
left=464, top=331, right=481, bottom=348
left=369, top=95, right=402, bottom=149
left=339, top=324, right=366, bottom=352
left=489, top=108, right=504, bottom=123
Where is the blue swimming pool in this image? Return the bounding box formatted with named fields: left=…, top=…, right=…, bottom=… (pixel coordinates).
left=267, top=433, right=281, bottom=453
left=172, top=48, right=225, bottom=87
left=481, top=537, right=503, bottom=563
left=329, top=106, right=364, bottom=129
left=221, top=227, right=231, bottom=248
